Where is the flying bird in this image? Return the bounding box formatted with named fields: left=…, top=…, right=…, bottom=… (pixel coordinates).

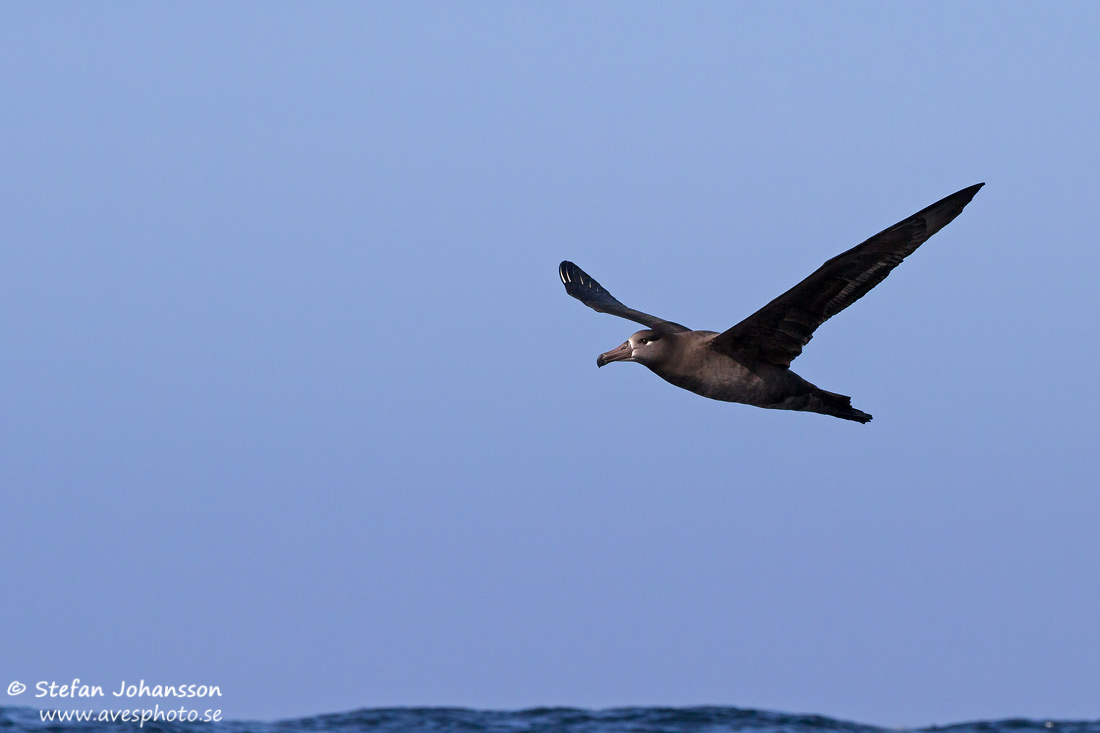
left=559, top=183, right=984, bottom=423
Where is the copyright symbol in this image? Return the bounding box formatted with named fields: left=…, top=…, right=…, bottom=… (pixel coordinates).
left=7, top=681, right=26, bottom=695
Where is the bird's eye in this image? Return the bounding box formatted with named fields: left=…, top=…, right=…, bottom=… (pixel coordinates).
left=640, top=338, right=648, bottom=345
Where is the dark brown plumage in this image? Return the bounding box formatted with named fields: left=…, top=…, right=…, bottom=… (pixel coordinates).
left=559, top=183, right=984, bottom=422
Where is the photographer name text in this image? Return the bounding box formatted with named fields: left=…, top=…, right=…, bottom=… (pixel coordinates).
left=34, top=679, right=221, bottom=699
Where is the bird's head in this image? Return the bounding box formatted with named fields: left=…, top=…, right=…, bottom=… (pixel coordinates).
left=596, top=330, right=667, bottom=368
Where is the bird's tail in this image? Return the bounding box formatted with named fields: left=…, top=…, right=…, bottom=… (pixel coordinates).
left=807, top=387, right=873, bottom=423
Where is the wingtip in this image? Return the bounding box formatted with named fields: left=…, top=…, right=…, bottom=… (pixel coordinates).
left=559, top=260, right=575, bottom=286
left=960, top=182, right=985, bottom=200
left=928, top=182, right=985, bottom=220
left=559, top=260, right=595, bottom=290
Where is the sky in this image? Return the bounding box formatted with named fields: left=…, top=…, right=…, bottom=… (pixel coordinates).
left=1, top=3, right=1098, bottom=728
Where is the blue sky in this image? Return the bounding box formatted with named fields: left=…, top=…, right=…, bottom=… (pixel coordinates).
left=2, top=3, right=1098, bottom=727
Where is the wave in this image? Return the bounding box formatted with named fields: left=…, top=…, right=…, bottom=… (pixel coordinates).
left=3, top=705, right=1098, bottom=733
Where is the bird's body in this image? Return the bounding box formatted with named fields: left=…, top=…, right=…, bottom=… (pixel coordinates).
left=601, top=328, right=872, bottom=422
left=560, top=184, right=984, bottom=422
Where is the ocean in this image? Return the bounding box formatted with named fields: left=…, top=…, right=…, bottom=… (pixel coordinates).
left=2, top=706, right=1097, bottom=733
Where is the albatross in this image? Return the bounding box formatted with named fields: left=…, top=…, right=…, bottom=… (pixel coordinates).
left=559, top=183, right=984, bottom=423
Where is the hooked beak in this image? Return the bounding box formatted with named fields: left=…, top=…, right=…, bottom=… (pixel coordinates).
left=596, top=340, right=633, bottom=368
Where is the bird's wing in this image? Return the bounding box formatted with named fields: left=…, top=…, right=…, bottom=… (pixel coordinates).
left=711, top=183, right=984, bottom=368
left=559, top=261, right=691, bottom=334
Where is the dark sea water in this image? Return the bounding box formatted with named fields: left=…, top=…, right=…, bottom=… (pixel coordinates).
left=3, top=706, right=1098, bottom=733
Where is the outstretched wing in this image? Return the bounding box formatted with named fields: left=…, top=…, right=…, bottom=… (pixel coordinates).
left=559, top=261, right=691, bottom=334
left=712, top=183, right=984, bottom=368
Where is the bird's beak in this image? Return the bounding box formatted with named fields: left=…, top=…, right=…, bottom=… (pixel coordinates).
left=596, top=340, right=633, bottom=368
